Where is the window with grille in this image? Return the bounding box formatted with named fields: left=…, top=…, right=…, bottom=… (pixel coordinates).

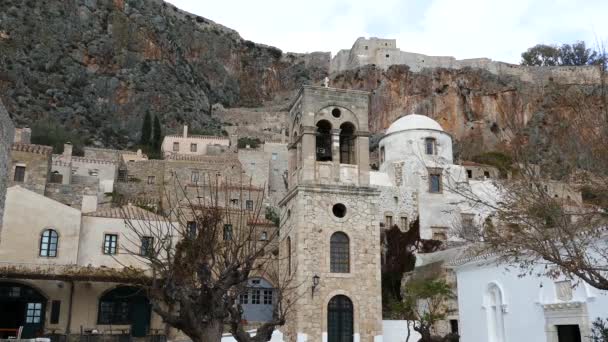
left=172, top=142, right=179, bottom=152
left=40, top=229, right=58, bottom=257
left=330, top=232, right=350, bottom=273
left=117, top=169, right=128, bottom=182
left=103, top=234, right=118, bottom=255
left=246, top=200, right=254, bottom=210
left=223, top=224, right=233, bottom=241
left=98, top=301, right=129, bottom=324
left=239, top=292, right=249, bottom=304
left=140, top=236, right=154, bottom=256
left=263, top=290, right=273, bottom=305
left=14, top=166, right=25, bottom=182
left=251, top=289, right=261, bottom=304
left=25, top=303, right=42, bottom=323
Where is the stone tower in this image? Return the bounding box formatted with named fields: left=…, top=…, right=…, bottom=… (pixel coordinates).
left=279, top=86, right=382, bottom=342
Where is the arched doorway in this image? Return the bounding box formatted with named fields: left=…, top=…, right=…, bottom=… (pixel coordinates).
left=98, top=286, right=150, bottom=337
left=327, top=295, right=353, bottom=342
left=0, top=282, right=46, bottom=338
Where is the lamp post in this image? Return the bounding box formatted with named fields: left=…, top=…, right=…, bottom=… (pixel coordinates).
left=312, top=274, right=320, bottom=298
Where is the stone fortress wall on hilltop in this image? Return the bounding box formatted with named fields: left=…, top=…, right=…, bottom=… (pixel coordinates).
left=330, top=37, right=601, bottom=84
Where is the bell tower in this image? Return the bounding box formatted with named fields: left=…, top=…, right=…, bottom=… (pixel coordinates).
left=280, top=86, right=382, bottom=342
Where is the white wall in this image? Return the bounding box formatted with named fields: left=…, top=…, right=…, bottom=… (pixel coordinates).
left=456, top=256, right=608, bottom=342
left=0, top=186, right=81, bottom=265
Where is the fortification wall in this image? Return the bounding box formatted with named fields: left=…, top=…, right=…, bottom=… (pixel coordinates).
left=330, top=38, right=602, bottom=84
left=0, top=101, right=15, bottom=229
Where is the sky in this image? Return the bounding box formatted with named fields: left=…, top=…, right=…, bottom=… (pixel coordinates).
left=166, top=0, right=607, bottom=64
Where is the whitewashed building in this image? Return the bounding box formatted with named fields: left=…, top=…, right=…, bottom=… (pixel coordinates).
left=452, top=247, right=608, bottom=342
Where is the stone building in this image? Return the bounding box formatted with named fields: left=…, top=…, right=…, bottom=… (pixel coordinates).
left=238, top=141, right=289, bottom=205
left=0, top=100, right=14, bottom=229
left=161, top=125, right=231, bottom=158
left=279, top=86, right=383, bottom=342
left=330, top=37, right=601, bottom=84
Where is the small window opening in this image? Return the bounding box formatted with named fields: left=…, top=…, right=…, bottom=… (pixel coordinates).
left=425, top=138, right=436, bottom=155
left=466, top=169, right=472, bottom=178
left=332, top=108, right=341, bottom=118
left=332, top=203, right=347, bottom=218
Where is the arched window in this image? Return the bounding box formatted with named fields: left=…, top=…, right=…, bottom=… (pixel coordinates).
left=316, top=120, right=332, bottom=161
left=330, top=232, right=350, bottom=273
left=425, top=137, right=436, bottom=155
left=39, top=229, right=58, bottom=257
left=485, top=283, right=506, bottom=342
left=339, top=122, right=356, bottom=165
left=287, top=237, right=292, bottom=275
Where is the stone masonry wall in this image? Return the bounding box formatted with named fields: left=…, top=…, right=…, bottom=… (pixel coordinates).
left=9, top=148, right=51, bottom=195
left=282, top=185, right=383, bottom=342
left=0, top=100, right=15, bottom=228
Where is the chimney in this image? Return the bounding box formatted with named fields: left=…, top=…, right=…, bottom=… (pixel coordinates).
left=183, top=125, right=188, bottom=138
left=81, top=195, right=98, bottom=214
left=63, top=143, right=73, bottom=160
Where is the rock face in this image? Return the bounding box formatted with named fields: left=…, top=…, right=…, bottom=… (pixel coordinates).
left=0, top=0, right=604, bottom=158
left=0, top=0, right=329, bottom=148
left=331, top=64, right=606, bottom=159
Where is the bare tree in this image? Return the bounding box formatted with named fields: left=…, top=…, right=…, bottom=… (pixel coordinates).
left=442, top=60, right=608, bottom=290
left=121, top=173, right=296, bottom=342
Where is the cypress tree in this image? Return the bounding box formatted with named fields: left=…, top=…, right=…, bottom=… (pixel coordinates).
left=152, top=115, right=162, bottom=149
left=140, top=112, right=152, bottom=146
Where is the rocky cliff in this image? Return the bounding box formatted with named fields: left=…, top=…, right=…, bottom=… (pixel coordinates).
left=1, top=0, right=604, bottom=158
left=0, top=0, right=329, bottom=148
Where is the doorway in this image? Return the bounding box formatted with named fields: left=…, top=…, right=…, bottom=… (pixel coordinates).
left=0, top=282, right=46, bottom=339
left=327, top=295, right=353, bottom=342
left=557, top=325, right=581, bottom=342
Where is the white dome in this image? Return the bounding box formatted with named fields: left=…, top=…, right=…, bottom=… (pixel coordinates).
left=386, top=114, right=443, bottom=134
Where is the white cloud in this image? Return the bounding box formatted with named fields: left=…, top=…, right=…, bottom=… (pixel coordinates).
left=167, top=0, right=607, bottom=63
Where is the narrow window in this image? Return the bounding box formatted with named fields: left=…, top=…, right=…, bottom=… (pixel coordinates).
left=260, top=231, right=268, bottom=241
left=103, top=234, right=118, bottom=255
left=191, top=170, right=199, bottom=183
left=172, top=142, right=179, bottom=152
left=425, top=137, right=436, bottom=155
left=339, top=122, right=356, bottom=164
left=385, top=215, right=393, bottom=228
left=380, top=146, right=385, bottom=164
left=466, top=169, right=473, bottom=178
left=40, top=229, right=59, bottom=257
left=50, top=300, right=61, bottom=324
left=272, top=152, right=278, bottom=160
left=147, top=176, right=155, bottom=184
left=263, top=289, right=273, bottom=305
left=316, top=120, right=332, bottom=161
left=246, top=200, right=253, bottom=210
left=187, top=221, right=197, bottom=238
left=117, top=169, right=128, bottom=182
left=429, top=171, right=442, bottom=193
left=239, top=291, right=249, bottom=304
left=190, top=143, right=197, bottom=152
left=140, top=236, right=154, bottom=256
left=330, top=232, right=350, bottom=273
left=450, top=320, right=459, bottom=334
left=14, top=166, right=25, bottom=182
left=400, top=217, right=408, bottom=230
left=223, top=224, right=233, bottom=241
left=251, top=289, right=261, bottom=304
